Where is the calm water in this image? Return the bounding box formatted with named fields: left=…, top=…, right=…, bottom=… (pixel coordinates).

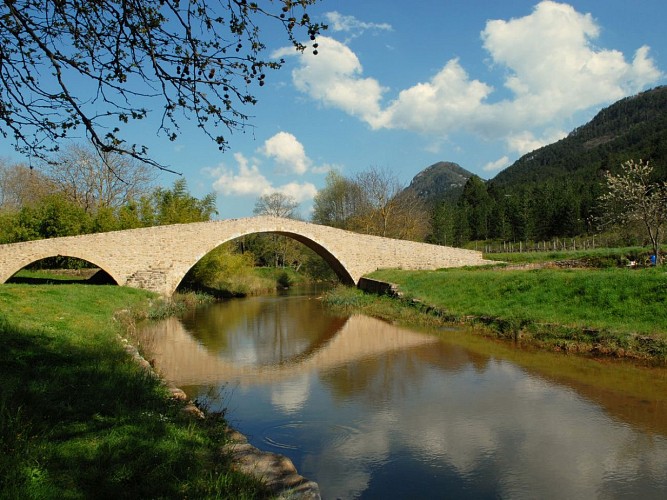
left=139, top=290, right=667, bottom=499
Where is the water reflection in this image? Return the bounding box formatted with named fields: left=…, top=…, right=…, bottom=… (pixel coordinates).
left=139, top=294, right=667, bottom=499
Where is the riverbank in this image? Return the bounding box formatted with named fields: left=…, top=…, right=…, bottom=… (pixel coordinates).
left=325, top=265, right=667, bottom=363
left=0, top=284, right=311, bottom=498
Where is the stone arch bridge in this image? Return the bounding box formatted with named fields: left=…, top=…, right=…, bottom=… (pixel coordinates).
left=0, top=216, right=489, bottom=295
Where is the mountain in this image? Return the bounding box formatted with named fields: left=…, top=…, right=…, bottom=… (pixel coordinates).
left=404, top=161, right=473, bottom=205
left=491, top=85, right=667, bottom=187
left=417, top=85, right=667, bottom=245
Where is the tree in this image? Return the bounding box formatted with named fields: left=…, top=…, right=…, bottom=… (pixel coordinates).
left=599, top=159, right=667, bottom=260
left=311, top=167, right=430, bottom=241
left=46, top=144, right=155, bottom=213
left=0, top=1, right=324, bottom=170
left=0, top=161, right=54, bottom=210
left=253, top=192, right=299, bottom=219
left=252, top=192, right=301, bottom=268
left=457, top=175, right=492, bottom=241
left=312, top=170, right=364, bottom=229
left=148, top=179, right=217, bottom=225
left=11, top=193, right=91, bottom=241
left=351, top=167, right=401, bottom=237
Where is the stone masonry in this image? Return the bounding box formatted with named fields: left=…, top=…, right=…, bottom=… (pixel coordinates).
left=0, top=216, right=491, bottom=295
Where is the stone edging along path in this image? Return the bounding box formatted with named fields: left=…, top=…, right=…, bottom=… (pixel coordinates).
left=121, top=338, right=321, bottom=500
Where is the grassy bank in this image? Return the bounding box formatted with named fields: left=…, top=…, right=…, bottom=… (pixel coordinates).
left=326, top=266, right=667, bottom=362
left=181, top=265, right=332, bottom=298
left=0, top=284, right=267, bottom=498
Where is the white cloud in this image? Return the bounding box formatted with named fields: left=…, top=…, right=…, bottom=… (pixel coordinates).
left=271, top=375, right=310, bottom=414
left=282, top=1, right=663, bottom=145
left=483, top=156, right=510, bottom=172
left=374, top=59, right=493, bottom=132
left=260, top=131, right=311, bottom=175
left=506, top=129, right=567, bottom=155
left=207, top=152, right=318, bottom=204
left=276, top=36, right=387, bottom=126
left=209, top=153, right=271, bottom=196
left=324, top=11, right=392, bottom=36
left=479, top=0, right=662, bottom=125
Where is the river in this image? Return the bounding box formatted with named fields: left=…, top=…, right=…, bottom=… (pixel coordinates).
left=138, top=289, right=667, bottom=499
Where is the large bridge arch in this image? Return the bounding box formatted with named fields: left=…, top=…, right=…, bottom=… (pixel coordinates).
left=0, top=216, right=491, bottom=295
left=165, top=222, right=364, bottom=295
left=172, top=228, right=356, bottom=293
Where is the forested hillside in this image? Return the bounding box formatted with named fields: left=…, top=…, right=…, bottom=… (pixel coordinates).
left=427, top=85, right=667, bottom=247
left=493, top=85, right=667, bottom=185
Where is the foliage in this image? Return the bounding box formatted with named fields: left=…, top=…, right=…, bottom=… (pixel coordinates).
left=146, top=178, right=217, bottom=225
left=182, top=243, right=262, bottom=296
left=11, top=194, right=91, bottom=241
left=456, top=175, right=492, bottom=243
left=277, top=271, right=293, bottom=288
left=598, top=159, right=667, bottom=259
left=0, top=175, right=215, bottom=243
left=0, top=0, right=325, bottom=170
left=313, top=167, right=431, bottom=241
left=312, top=170, right=365, bottom=229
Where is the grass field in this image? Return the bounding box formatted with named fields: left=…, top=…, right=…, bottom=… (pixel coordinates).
left=0, top=284, right=267, bottom=498
left=367, top=265, right=667, bottom=360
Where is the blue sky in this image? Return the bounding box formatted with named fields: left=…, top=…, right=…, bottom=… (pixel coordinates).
left=2, top=1, right=666, bottom=218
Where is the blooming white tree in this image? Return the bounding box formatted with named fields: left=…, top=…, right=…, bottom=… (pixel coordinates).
left=599, top=159, right=667, bottom=261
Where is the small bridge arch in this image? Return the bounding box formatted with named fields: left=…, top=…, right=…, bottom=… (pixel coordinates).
left=0, top=216, right=490, bottom=295
left=0, top=246, right=123, bottom=287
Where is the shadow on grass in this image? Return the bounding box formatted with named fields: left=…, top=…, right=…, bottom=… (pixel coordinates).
left=7, top=269, right=116, bottom=286
left=0, top=315, right=268, bottom=499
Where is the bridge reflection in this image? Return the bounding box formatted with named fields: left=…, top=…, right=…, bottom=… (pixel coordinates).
left=139, top=313, right=440, bottom=386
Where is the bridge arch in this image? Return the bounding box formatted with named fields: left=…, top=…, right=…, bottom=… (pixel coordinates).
left=171, top=228, right=356, bottom=295
left=1, top=251, right=123, bottom=286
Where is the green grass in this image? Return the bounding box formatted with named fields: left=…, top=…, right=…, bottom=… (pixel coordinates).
left=355, top=266, right=667, bottom=361
left=484, top=246, right=650, bottom=265
left=0, top=284, right=268, bottom=498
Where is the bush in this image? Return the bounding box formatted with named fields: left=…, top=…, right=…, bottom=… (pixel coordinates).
left=277, top=271, right=292, bottom=288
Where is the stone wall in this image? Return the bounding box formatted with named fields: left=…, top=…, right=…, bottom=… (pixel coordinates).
left=0, top=216, right=491, bottom=295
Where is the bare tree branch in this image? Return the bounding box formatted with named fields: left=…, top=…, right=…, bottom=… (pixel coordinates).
left=0, top=0, right=325, bottom=171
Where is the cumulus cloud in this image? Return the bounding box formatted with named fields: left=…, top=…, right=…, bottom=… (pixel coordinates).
left=275, top=36, right=387, bottom=126
left=260, top=131, right=311, bottom=175
left=207, top=152, right=318, bottom=203
left=209, top=153, right=272, bottom=196
left=274, top=181, right=318, bottom=203
left=374, top=59, right=493, bottom=133
left=281, top=1, right=663, bottom=157
left=479, top=0, right=661, bottom=123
